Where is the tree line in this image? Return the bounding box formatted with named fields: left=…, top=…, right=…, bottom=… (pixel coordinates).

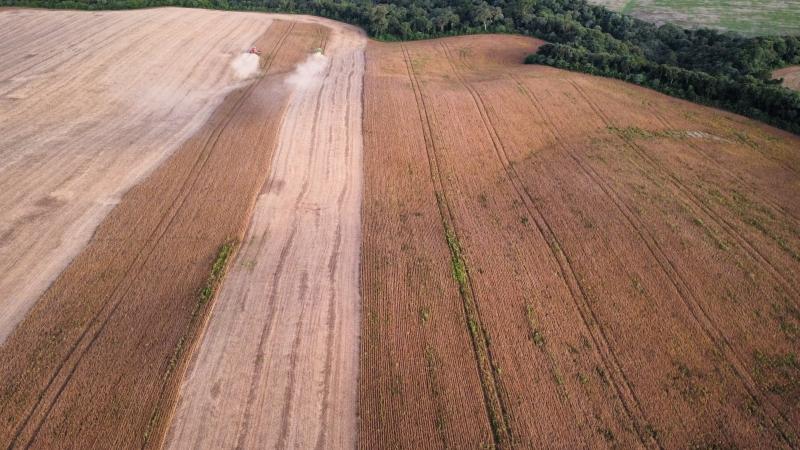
left=3, top=0, right=799, bottom=133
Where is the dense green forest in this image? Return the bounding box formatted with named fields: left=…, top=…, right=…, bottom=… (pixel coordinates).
left=3, top=0, right=799, bottom=133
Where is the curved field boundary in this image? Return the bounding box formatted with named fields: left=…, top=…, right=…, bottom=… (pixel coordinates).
left=363, top=34, right=800, bottom=448
left=511, top=69, right=796, bottom=445
left=518, top=69, right=797, bottom=444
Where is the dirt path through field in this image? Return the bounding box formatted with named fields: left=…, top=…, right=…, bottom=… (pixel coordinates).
left=0, top=8, right=273, bottom=343
left=165, top=19, right=365, bottom=449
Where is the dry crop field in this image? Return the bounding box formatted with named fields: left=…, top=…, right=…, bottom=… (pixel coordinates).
left=0, top=7, right=272, bottom=343
left=360, top=35, right=800, bottom=449
left=165, top=19, right=365, bottom=450
left=1, top=7, right=799, bottom=450
left=0, top=8, right=366, bottom=449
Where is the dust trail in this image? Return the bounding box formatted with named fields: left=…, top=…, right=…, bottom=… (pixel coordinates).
left=231, top=53, right=261, bottom=80
left=286, top=51, right=329, bottom=89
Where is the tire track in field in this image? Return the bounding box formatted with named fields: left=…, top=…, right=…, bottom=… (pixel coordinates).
left=564, top=78, right=797, bottom=445
left=573, top=78, right=800, bottom=301
left=401, top=42, right=512, bottom=449
left=233, top=44, right=333, bottom=448
left=647, top=103, right=800, bottom=177
left=311, top=49, right=355, bottom=449
left=439, top=41, right=592, bottom=446
left=519, top=72, right=728, bottom=443
left=439, top=40, right=654, bottom=448
left=655, top=109, right=800, bottom=226
left=6, top=22, right=296, bottom=450
left=442, top=41, right=662, bottom=448
left=139, top=27, right=301, bottom=447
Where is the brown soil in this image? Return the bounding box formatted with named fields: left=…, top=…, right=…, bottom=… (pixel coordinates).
left=774, top=65, right=800, bottom=91
left=0, top=18, right=324, bottom=449
left=165, top=16, right=365, bottom=449
left=360, top=34, right=800, bottom=449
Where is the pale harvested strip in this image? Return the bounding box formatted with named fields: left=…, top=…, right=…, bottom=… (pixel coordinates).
left=165, top=20, right=365, bottom=449
left=0, top=8, right=272, bottom=342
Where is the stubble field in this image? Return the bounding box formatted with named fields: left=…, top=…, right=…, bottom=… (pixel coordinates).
left=0, top=9, right=351, bottom=449
left=1, top=7, right=799, bottom=450
left=0, top=7, right=272, bottom=343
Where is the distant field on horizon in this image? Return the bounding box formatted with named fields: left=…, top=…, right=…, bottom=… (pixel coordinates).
left=590, top=0, right=800, bottom=36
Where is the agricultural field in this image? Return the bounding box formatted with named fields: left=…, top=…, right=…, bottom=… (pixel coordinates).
left=588, top=0, right=800, bottom=35
left=361, top=35, right=800, bottom=448
left=0, top=8, right=364, bottom=448
left=1, top=6, right=800, bottom=450
left=165, top=18, right=365, bottom=450
left=774, top=65, right=800, bottom=91
left=0, top=7, right=273, bottom=344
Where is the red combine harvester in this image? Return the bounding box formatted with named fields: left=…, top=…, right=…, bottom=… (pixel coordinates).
left=248, top=47, right=261, bottom=55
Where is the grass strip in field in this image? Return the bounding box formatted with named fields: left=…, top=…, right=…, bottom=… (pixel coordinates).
left=143, top=241, right=237, bottom=447
left=402, top=39, right=513, bottom=445
left=441, top=216, right=511, bottom=449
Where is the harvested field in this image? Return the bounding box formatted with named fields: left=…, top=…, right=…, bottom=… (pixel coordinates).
left=165, top=18, right=365, bottom=449
left=3, top=7, right=800, bottom=449
left=361, top=34, right=800, bottom=449
left=0, top=7, right=272, bottom=343
left=774, top=65, right=800, bottom=91
left=0, top=11, right=328, bottom=448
